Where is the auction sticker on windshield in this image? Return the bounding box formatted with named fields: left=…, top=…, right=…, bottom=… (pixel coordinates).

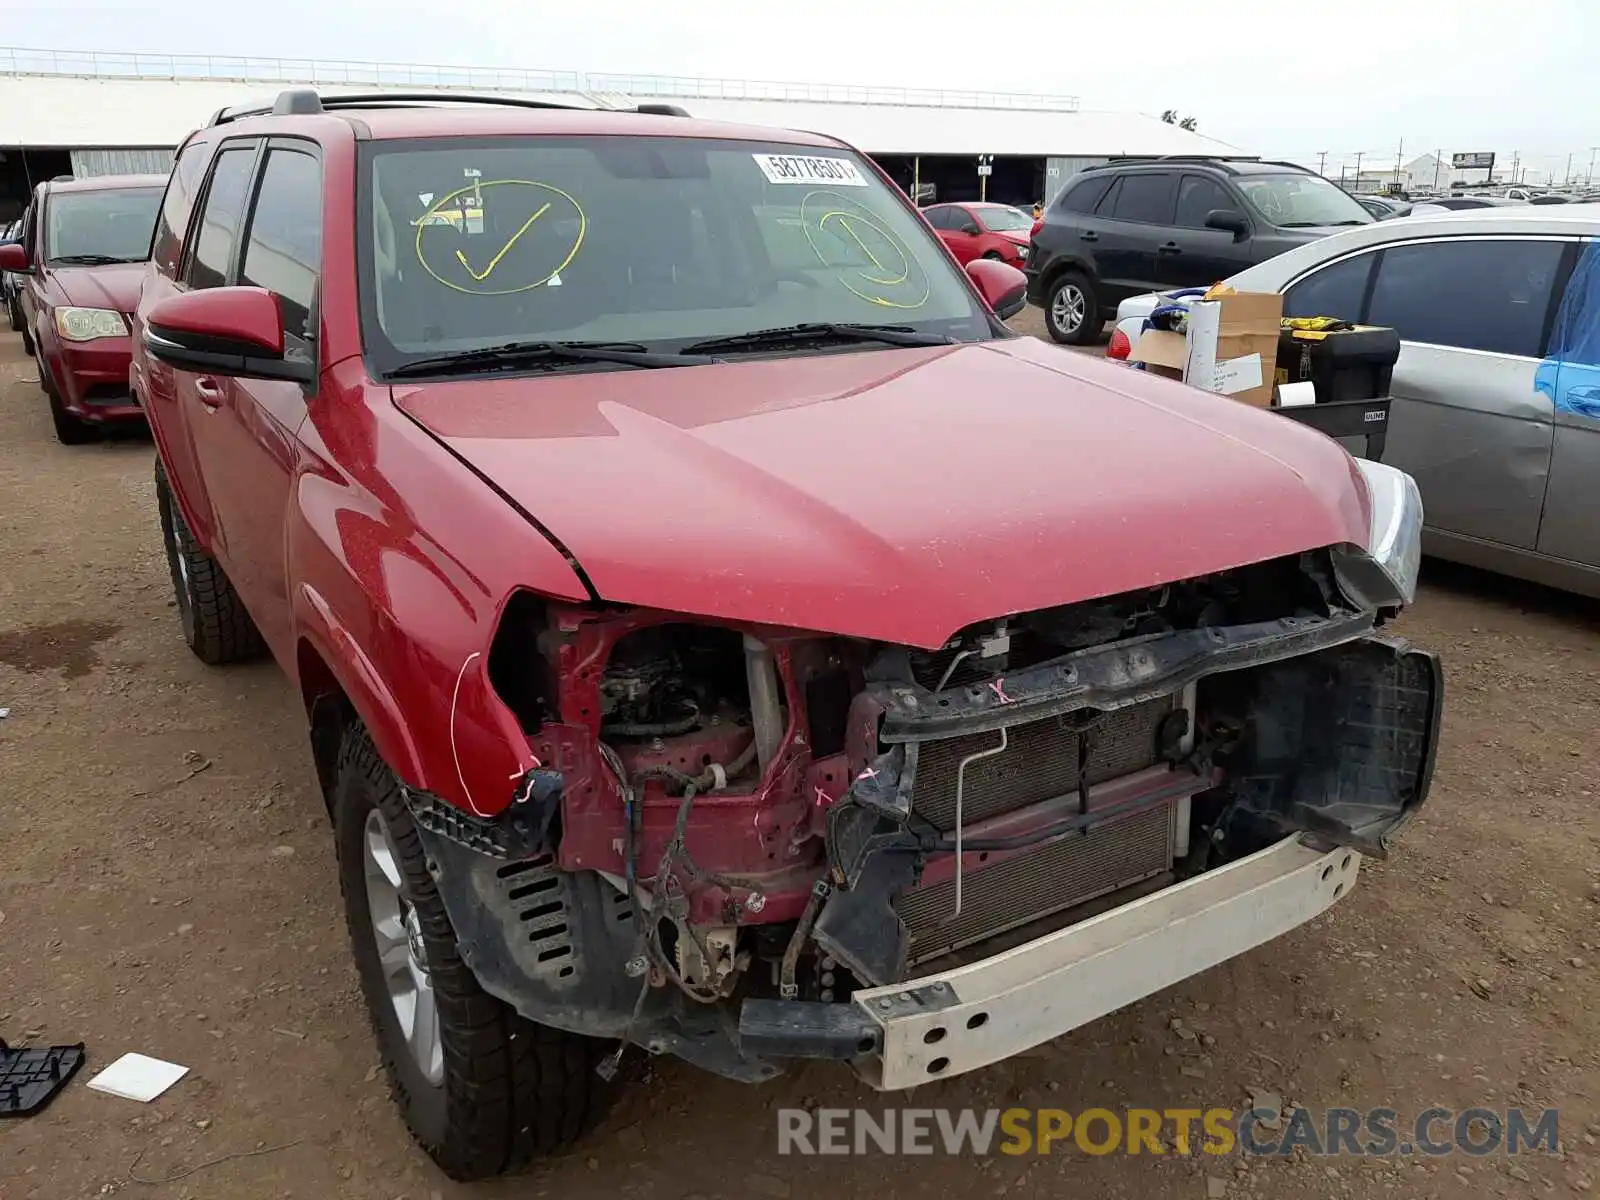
left=753, top=154, right=868, bottom=186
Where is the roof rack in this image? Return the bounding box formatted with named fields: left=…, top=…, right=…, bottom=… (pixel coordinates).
left=1098, top=154, right=1314, bottom=174
left=207, top=87, right=690, bottom=127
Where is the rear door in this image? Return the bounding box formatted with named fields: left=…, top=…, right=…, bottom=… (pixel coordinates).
left=161, top=139, right=262, bottom=554
left=922, top=205, right=960, bottom=257
left=1365, top=236, right=1570, bottom=550
left=1092, top=171, right=1176, bottom=302
left=1535, top=238, right=1600, bottom=570
left=1163, top=174, right=1255, bottom=289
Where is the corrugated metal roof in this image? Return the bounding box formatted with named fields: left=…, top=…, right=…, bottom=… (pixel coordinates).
left=0, top=73, right=1241, bottom=159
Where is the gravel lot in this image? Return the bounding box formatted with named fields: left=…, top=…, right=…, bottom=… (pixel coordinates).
left=2, top=322, right=1597, bottom=1200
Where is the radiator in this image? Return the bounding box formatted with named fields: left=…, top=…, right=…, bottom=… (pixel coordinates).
left=896, top=693, right=1185, bottom=967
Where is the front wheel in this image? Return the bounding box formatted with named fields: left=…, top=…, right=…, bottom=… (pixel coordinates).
left=1044, top=272, right=1101, bottom=345
left=43, top=372, right=94, bottom=445
left=333, top=723, right=612, bottom=1179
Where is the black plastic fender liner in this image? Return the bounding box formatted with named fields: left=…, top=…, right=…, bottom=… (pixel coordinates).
left=405, top=795, right=784, bottom=1083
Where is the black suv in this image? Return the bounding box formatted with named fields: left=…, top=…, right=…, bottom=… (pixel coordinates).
left=1025, top=156, right=1372, bottom=343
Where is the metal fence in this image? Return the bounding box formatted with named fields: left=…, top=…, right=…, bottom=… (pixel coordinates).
left=0, top=46, right=1080, bottom=112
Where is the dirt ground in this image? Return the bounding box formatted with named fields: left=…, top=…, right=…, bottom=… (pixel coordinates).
left=2, top=321, right=1598, bottom=1200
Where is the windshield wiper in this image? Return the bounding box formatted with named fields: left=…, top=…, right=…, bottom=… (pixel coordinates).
left=388, top=339, right=716, bottom=378
left=680, top=322, right=955, bottom=355
left=50, top=253, right=139, bottom=266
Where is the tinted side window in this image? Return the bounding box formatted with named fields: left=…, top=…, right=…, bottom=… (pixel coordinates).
left=184, top=145, right=257, bottom=290
left=1174, top=175, right=1232, bottom=228
left=924, top=205, right=953, bottom=231
left=1111, top=173, right=1177, bottom=224
left=1368, top=239, right=1564, bottom=357
left=1062, top=175, right=1113, bottom=214
left=1284, top=253, right=1375, bottom=322
left=240, top=148, right=322, bottom=347
left=1094, top=177, right=1123, bottom=215
left=152, top=140, right=209, bottom=277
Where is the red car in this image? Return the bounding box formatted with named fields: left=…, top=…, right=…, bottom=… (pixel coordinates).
left=128, top=89, right=1437, bottom=1180
left=0, top=174, right=166, bottom=443
left=922, top=201, right=1034, bottom=268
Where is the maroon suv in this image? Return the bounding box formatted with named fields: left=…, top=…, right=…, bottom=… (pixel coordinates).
left=125, top=89, right=1438, bottom=1181
left=0, top=173, right=166, bottom=443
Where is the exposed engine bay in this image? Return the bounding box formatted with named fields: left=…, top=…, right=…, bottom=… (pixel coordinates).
left=410, top=548, right=1441, bottom=1082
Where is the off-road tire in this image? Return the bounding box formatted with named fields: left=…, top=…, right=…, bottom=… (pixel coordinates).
left=42, top=369, right=94, bottom=445
left=333, top=723, right=612, bottom=1179
left=1045, top=270, right=1101, bottom=345
left=154, top=460, right=265, bottom=664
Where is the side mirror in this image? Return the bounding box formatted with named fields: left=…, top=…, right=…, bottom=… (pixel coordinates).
left=144, top=286, right=313, bottom=384
left=0, top=242, right=32, bottom=273
left=1204, top=208, right=1250, bottom=239
left=966, top=258, right=1028, bottom=321
left=961, top=222, right=982, bottom=235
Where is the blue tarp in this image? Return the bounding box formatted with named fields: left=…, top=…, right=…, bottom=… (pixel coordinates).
left=1537, top=239, right=1600, bottom=419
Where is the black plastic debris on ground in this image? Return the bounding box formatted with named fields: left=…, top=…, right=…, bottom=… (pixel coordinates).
left=0, top=1039, right=86, bottom=1117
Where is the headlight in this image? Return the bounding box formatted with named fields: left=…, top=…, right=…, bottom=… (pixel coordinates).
left=1015, top=245, right=1029, bottom=259
left=54, top=306, right=127, bottom=342
left=1334, top=459, right=1424, bottom=609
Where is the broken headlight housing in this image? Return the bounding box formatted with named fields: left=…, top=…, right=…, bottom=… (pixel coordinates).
left=1333, top=459, right=1424, bottom=611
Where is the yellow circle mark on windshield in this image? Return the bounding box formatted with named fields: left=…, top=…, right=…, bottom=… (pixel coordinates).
left=414, top=180, right=587, bottom=296
left=800, top=190, right=930, bottom=310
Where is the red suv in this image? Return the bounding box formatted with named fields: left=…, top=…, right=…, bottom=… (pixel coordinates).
left=0, top=174, right=166, bottom=442
left=129, top=89, right=1439, bottom=1180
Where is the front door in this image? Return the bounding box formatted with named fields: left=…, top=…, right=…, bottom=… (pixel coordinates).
left=187, top=141, right=324, bottom=663
left=1161, top=174, right=1255, bottom=291
left=1365, top=236, right=1569, bottom=550
left=1535, top=239, right=1600, bottom=570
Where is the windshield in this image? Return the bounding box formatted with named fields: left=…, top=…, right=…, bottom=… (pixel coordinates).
left=976, top=205, right=1033, bottom=232
left=359, top=136, right=993, bottom=370
left=45, top=187, right=162, bottom=263
left=1234, top=175, right=1373, bottom=228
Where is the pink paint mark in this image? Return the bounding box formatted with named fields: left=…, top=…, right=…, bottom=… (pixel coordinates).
left=989, top=678, right=1013, bottom=704
left=814, top=785, right=831, bottom=807
left=855, top=766, right=879, bottom=783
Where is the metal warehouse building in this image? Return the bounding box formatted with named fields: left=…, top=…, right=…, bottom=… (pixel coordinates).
left=0, top=48, right=1244, bottom=219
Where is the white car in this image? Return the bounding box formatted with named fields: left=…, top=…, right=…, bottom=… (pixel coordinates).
left=1109, top=204, right=1600, bottom=597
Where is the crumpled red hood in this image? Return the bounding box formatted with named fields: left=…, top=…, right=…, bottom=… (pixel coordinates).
left=395, top=339, right=1369, bottom=649
left=49, top=262, right=143, bottom=313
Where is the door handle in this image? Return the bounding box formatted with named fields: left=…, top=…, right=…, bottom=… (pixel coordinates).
left=194, top=377, right=226, bottom=410
left=1157, top=242, right=1183, bottom=255
left=1079, top=232, right=1099, bottom=242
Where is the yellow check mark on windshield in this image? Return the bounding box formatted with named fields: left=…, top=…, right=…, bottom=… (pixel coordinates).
left=455, top=202, right=552, bottom=282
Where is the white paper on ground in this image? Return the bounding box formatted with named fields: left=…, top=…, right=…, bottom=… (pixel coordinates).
left=1209, top=353, right=1263, bottom=396
left=86, top=1053, right=189, bottom=1102
left=1277, top=380, right=1317, bottom=408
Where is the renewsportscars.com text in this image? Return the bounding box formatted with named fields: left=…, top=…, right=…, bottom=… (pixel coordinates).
left=776, top=1106, right=1560, bottom=1158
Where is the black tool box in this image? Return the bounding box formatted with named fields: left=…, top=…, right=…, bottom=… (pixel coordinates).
left=1272, top=324, right=1402, bottom=461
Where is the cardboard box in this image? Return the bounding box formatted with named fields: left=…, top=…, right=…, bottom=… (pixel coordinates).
left=1126, top=329, right=1188, bottom=381
left=1183, top=291, right=1283, bottom=407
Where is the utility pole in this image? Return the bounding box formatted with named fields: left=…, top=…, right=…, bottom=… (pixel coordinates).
left=977, top=153, right=993, bottom=202
left=1434, top=149, right=1443, bottom=190
left=1393, top=138, right=1404, bottom=190
left=1352, top=150, right=1365, bottom=187
left=1566, top=152, right=1574, bottom=186
left=1316, top=150, right=1327, bottom=177
left=1511, top=150, right=1519, bottom=185
left=1589, top=146, right=1598, bottom=186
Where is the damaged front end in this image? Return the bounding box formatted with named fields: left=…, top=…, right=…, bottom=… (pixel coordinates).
left=405, top=544, right=1441, bottom=1087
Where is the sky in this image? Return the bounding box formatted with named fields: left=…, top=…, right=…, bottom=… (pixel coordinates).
left=2, top=0, right=1595, bottom=181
